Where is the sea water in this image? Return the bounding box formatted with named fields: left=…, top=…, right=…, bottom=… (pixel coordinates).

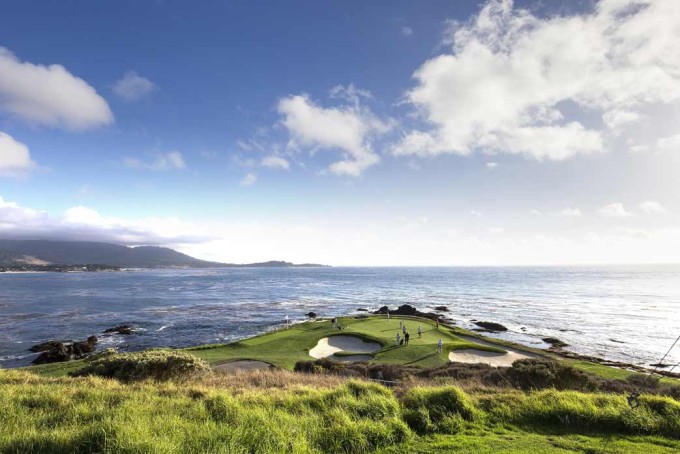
left=1, top=265, right=679, bottom=369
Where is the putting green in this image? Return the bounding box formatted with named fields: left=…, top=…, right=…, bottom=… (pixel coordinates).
left=188, top=315, right=507, bottom=370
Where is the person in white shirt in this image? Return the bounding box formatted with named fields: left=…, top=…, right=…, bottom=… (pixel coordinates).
left=417, top=325, right=422, bottom=338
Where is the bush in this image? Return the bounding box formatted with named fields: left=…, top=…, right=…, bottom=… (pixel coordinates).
left=71, top=350, right=211, bottom=382
left=401, top=386, right=476, bottom=434
left=508, top=358, right=598, bottom=391
left=294, top=358, right=347, bottom=374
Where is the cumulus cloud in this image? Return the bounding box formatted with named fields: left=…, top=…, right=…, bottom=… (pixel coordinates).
left=124, top=151, right=186, bottom=171
left=278, top=85, right=392, bottom=176
left=656, top=134, right=680, bottom=153
left=393, top=0, right=680, bottom=161
left=639, top=200, right=667, bottom=214
left=240, top=172, right=257, bottom=186
left=598, top=203, right=632, bottom=218
left=401, top=26, right=413, bottom=36
left=0, top=132, right=34, bottom=176
left=261, top=155, right=290, bottom=170
left=486, top=161, right=498, bottom=169
left=552, top=207, right=582, bottom=218
left=0, top=196, right=210, bottom=245
left=0, top=47, right=113, bottom=130
left=113, top=71, right=156, bottom=101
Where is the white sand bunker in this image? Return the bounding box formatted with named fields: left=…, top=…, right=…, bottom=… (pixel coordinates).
left=214, top=360, right=273, bottom=373
left=449, top=335, right=537, bottom=368
left=309, top=336, right=380, bottom=360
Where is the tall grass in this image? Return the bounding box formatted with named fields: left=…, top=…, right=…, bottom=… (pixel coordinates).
left=0, top=370, right=409, bottom=453
left=1, top=369, right=678, bottom=453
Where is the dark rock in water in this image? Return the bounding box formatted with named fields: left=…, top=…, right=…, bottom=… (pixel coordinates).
left=520, top=327, right=527, bottom=332
left=104, top=325, right=133, bottom=335
left=72, top=336, right=98, bottom=355
left=357, top=308, right=368, bottom=312
left=33, top=343, right=70, bottom=364
left=434, top=306, right=449, bottom=312
left=373, top=304, right=445, bottom=322
left=32, top=335, right=98, bottom=364
left=394, top=304, right=417, bottom=315
left=650, top=363, right=669, bottom=368
left=542, top=337, right=569, bottom=348
left=30, top=340, right=68, bottom=353
left=610, top=338, right=625, bottom=344
left=305, top=312, right=317, bottom=319
left=474, top=321, right=508, bottom=332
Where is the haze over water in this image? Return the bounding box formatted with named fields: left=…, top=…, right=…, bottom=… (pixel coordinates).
left=1, top=265, right=678, bottom=369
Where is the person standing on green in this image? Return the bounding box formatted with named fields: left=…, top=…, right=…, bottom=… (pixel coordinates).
left=437, top=338, right=443, bottom=354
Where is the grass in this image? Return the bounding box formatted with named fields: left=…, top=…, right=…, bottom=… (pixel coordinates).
left=1, top=368, right=678, bottom=453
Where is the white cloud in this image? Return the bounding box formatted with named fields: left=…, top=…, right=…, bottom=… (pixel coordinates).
left=113, top=71, right=156, bottom=101
left=602, top=109, right=641, bottom=132
left=639, top=200, right=667, bottom=214
left=0, top=196, right=209, bottom=245
left=486, top=161, right=498, bottom=169
left=488, top=227, right=504, bottom=235
left=470, top=210, right=483, bottom=217
left=393, top=0, right=680, bottom=161
left=401, top=26, right=413, bottom=36
left=240, top=172, right=257, bottom=186
left=0, top=132, right=34, bottom=176
left=552, top=207, right=582, bottom=218
left=656, top=134, right=680, bottom=153
left=0, top=47, right=113, bottom=130
left=278, top=85, right=392, bottom=176
left=261, top=155, right=290, bottom=170
left=598, top=203, right=632, bottom=218
left=124, top=151, right=186, bottom=171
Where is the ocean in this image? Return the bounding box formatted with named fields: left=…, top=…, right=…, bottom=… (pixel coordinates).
left=1, top=265, right=679, bottom=369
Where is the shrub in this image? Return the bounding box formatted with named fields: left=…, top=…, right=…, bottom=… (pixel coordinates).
left=294, top=358, right=346, bottom=374
left=508, top=358, right=598, bottom=391
left=401, top=386, right=476, bottom=434
left=71, top=350, right=211, bottom=382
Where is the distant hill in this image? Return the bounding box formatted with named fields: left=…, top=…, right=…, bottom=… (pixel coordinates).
left=0, top=240, right=326, bottom=268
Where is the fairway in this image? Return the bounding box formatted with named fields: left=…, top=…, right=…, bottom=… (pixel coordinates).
left=188, top=315, right=507, bottom=370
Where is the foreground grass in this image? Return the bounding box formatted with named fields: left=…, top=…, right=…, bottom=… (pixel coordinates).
left=1, top=368, right=679, bottom=453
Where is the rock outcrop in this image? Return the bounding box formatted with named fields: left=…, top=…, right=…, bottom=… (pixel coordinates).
left=31, top=336, right=98, bottom=364
left=474, top=321, right=508, bottom=332
left=104, top=325, right=133, bottom=335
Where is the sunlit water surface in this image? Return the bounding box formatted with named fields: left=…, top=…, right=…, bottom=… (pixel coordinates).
left=1, top=265, right=679, bottom=369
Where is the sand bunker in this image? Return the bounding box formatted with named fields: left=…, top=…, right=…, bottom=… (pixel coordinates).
left=214, top=360, right=273, bottom=373
left=448, top=335, right=537, bottom=367
left=309, top=336, right=381, bottom=359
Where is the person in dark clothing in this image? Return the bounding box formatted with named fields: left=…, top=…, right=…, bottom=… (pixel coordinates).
left=404, top=331, right=410, bottom=345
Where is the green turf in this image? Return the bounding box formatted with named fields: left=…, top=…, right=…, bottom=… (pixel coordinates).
left=186, top=315, right=505, bottom=370
left=378, top=431, right=680, bottom=453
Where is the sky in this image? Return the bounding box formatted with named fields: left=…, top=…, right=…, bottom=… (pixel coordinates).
left=1, top=0, right=680, bottom=266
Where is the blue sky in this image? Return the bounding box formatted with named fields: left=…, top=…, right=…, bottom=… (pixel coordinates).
left=1, top=0, right=679, bottom=265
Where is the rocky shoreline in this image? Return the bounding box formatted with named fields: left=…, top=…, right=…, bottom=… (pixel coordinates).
left=371, top=304, right=680, bottom=380
left=0, top=264, right=121, bottom=273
